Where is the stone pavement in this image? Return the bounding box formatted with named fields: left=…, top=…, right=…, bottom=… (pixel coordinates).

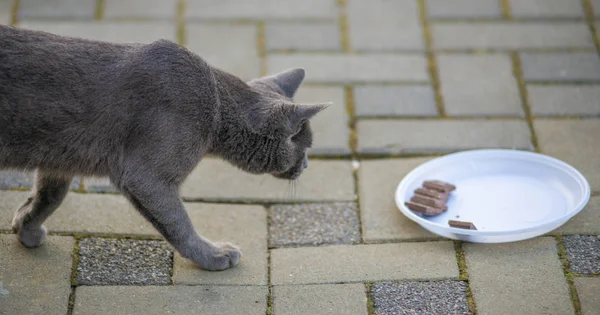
left=1, top=0, right=600, bottom=314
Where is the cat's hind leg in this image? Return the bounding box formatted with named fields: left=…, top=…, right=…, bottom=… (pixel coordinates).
left=11, top=170, right=72, bottom=247
left=117, top=172, right=241, bottom=271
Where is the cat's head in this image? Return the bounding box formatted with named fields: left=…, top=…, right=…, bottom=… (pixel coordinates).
left=218, top=68, right=329, bottom=180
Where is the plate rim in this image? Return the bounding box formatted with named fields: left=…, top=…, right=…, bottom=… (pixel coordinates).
left=395, top=149, right=591, bottom=237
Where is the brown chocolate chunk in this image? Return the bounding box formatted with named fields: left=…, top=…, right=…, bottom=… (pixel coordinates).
left=410, top=195, right=448, bottom=211
left=405, top=202, right=444, bottom=216
left=448, top=220, right=477, bottom=230
left=423, top=180, right=456, bottom=193
left=414, top=188, right=449, bottom=201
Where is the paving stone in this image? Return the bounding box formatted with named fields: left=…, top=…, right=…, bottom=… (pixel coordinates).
left=357, top=120, right=532, bottom=155
left=563, top=235, right=600, bottom=275
left=427, top=0, right=502, bottom=19
left=181, top=158, right=355, bottom=202
left=293, top=86, right=350, bottom=156
left=266, top=22, right=341, bottom=51
left=520, top=53, right=600, bottom=82
left=354, top=85, right=438, bottom=117
left=347, top=0, right=423, bottom=51
left=594, top=0, right=600, bottom=17
left=534, top=119, right=600, bottom=191
left=172, top=203, right=267, bottom=285
left=18, top=21, right=176, bottom=43
left=0, top=235, right=74, bottom=315
left=73, top=285, right=268, bottom=315
left=77, top=238, right=173, bottom=285
left=438, top=54, right=523, bottom=116
left=509, top=0, right=584, bottom=18
left=273, top=284, right=368, bottom=315
left=574, top=277, right=600, bottom=315
left=83, top=176, right=118, bottom=193
left=528, top=85, right=600, bottom=116
left=371, top=281, right=469, bottom=315
left=186, top=0, right=337, bottom=20
left=358, top=158, right=439, bottom=242
left=0, top=171, right=80, bottom=190
left=19, top=0, right=95, bottom=19
left=186, top=24, right=259, bottom=80
left=432, top=22, right=593, bottom=50
left=271, top=241, right=458, bottom=285
left=556, top=196, right=600, bottom=235
left=464, top=237, right=573, bottom=315
left=0, top=190, right=158, bottom=235
left=268, top=202, right=360, bottom=247
left=268, top=54, right=429, bottom=83
left=104, top=0, right=177, bottom=19
left=0, top=0, right=12, bottom=25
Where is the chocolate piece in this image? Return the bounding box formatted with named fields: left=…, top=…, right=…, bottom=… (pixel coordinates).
left=448, top=220, right=477, bottom=230
left=423, top=180, right=456, bottom=193
left=405, top=202, right=444, bottom=216
left=410, top=195, right=448, bottom=211
left=414, top=188, right=449, bottom=202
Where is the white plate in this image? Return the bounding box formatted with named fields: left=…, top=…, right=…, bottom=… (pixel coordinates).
left=395, top=149, right=590, bottom=243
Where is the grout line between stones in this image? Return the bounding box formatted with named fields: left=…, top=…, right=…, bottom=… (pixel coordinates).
left=556, top=235, right=583, bottom=315
left=418, top=0, right=446, bottom=117
left=94, top=0, right=104, bottom=21
left=265, top=206, right=273, bottom=315
left=10, top=0, right=19, bottom=26
left=337, top=0, right=350, bottom=53
left=365, top=282, right=375, bottom=315
left=582, top=0, right=600, bottom=54
left=176, top=0, right=186, bottom=47
left=454, top=241, right=477, bottom=314
left=66, top=238, right=81, bottom=315
left=500, top=0, right=512, bottom=19
left=257, top=21, right=267, bottom=76
left=511, top=51, right=540, bottom=152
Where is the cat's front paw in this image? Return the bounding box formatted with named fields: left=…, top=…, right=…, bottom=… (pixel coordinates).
left=14, top=225, right=47, bottom=248
left=204, top=242, right=242, bottom=271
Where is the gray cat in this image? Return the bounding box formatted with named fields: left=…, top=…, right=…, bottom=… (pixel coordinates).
left=0, top=25, right=328, bottom=271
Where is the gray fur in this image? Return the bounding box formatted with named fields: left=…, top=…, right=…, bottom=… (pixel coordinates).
left=0, top=25, right=327, bottom=271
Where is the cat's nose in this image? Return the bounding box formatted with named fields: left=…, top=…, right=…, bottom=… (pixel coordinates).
left=302, top=155, right=308, bottom=169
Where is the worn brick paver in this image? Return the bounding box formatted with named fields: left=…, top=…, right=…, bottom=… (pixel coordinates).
left=432, top=22, right=594, bottom=50
left=266, top=22, right=341, bottom=51
left=73, top=286, right=268, bottom=315
left=271, top=242, right=458, bottom=285
left=427, top=0, right=502, bottom=19
left=19, top=0, right=96, bottom=19
left=104, top=0, right=177, bottom=19
left=437, top=54, right=522, bottom=116
left=354, top=85, right=438, bottom=117
left=5, top=0, right=600, bottom=314
left=273, top=284, right=368, bottom=315
left=0, top=235, right=74, bottom=315
left=465, top=238, right=574, bottom=315
left=172, top=203, right=267, bottom=285
left=18, top=21, right=177, bottom=43
left=359, top=157, right=438, bottom=242
left=180, top=158, right=355, bottom=202
left=509, top=0, right=584, bottom=18
left=520, top=53, right=600, bottom=82
left=574, top=278, right=600, bottom=315
left=528, top=85, right=600, bottom=116
left=371, top=281, right=470, bottom=315
left=347, top=0, right=423, bottom=51
left=535, top=119, right=600, bottom=191
left=357, top=119, right=532, bottom=155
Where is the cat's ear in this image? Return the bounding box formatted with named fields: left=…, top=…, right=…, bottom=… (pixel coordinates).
left=267, top=68, right=306, bottom=98
left=287, top=103, right=330, bottom=132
